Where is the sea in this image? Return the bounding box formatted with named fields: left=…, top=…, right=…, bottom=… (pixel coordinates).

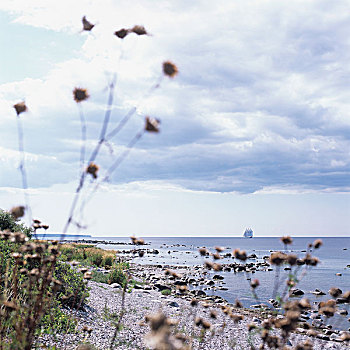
left=41, top=235, right=350, bottom=330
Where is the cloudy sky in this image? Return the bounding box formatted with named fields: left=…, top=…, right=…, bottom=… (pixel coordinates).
left=0, top=0, right=349, bottom=237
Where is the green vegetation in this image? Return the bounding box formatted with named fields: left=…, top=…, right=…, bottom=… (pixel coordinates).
left=0, top=211, right=89, bottom=349
left=161, top=289, right=172, bottom=296
left=59, top=243, right=117, bottom=268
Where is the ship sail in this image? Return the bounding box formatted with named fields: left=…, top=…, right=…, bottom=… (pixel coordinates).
left=244, top=228, right=253, bottom=238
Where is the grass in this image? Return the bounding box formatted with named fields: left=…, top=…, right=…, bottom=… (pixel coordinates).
left=59, top=243, right=117, bottom=268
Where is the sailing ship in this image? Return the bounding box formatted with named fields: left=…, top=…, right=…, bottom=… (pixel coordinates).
left=243, top=228, right=253, bottom=238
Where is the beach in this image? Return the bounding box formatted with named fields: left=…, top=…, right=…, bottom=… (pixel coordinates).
left=37, top=261, right=350, bottom=350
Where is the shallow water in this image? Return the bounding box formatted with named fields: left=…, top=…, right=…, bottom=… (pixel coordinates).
left=43, top=235, right=350, bottom=330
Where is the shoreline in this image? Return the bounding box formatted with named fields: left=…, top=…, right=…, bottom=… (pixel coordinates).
left=38, top=262, right=350, bottom=349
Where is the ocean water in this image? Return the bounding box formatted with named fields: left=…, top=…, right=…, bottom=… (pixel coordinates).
left=46, top=235, right=350, bottom=329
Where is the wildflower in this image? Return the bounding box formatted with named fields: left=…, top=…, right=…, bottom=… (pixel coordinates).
left=114, top=28, right=129, bottom=39
left=313, top=239, right=323, bottom=249
left=281, top=236, right=293, bottom=245
left=13, top=101, right=27, bottom=115
left=131, top=25, right=148, bottom=35
left=145, top=116, right=160, bottom=132
left=86, top=162, right=99, bottom=178
left=82, top=16, right=94, bottom=31
left=163, top=61, right=178, bottom=78
left=10, top=206, right=25, bottom=219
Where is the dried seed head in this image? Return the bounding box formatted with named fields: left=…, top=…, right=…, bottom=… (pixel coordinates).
left=146, top=312, right=168, bottom=331
left=11, top=232, right=27, bottom=243
left=329, top=287, right=342, bottom=298
left=294, top=340, right=313, bottom=350
left=82, top=16, right=94, bottom=31
left=287, top=254, right=298, bottom=266
left=313, top=239, right=323, bottom=249
left=131, top=25, right=148, bottom=35
left=269, top=251, right=287, bottom=265
left=230, top=314, right=244, bottom=323
left=343, top=291, right=350, bottom=302
left=213, top=263, right=222, bottom=271
left=145, top=116, right=160, bottom=132
left=280, top=236, right=293, bottom=245
left=298, top=298, right=311, bottom=309
left=234, top=299, right=243, bottom=308
left=190, top=299, right=198, bottom=307
left=10, top=206, right=25, bottom=219
left=214, top=246, right=225, bottom=253
left=212, top=252, right=221, bottom=260
left=163, top=61, right=178, bottom=78
left=86, top=162, right=99, bottom=178
left=248, top=323, right=257, bottom=331
left=210, top=310, right=217, bottom=319
left=250, top=279, right=260, bottom=289
left=199, top=248, right=208, bottom=256
left=114, top=28, right=129, bottom=39
left=233, top=249, right=247, bottom=261
left=84, top=271, right=92, bottom=280
left=11, top=252, right=22, bottom=259
left=13, top=101, right=27, bottom=115
left=2, top=300, right=18, bottom=311
left=1, top=230, right=11, bottom=240
left=73, top=87, right=89, bottom=103
left=52, top=278, right=62, bottom=292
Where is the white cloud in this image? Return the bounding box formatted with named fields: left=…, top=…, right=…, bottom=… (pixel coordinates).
left=0, top=0, right=350, bottom=195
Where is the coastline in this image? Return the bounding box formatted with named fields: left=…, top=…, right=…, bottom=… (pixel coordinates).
left=38, top=262, right=350, bottom=350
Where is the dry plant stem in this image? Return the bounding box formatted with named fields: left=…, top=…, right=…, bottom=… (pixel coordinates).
left=78, top=103, right=87, bottom=173
left=105, top=76, right=163, bottom=141
left=109, top=279, right=128, bottom=349
left=63, top=78, right=116, bottom=234
left=16, top=115, right=33, bottom=227
left=272, top=265, right=281, bottom=299
left=78, top=129, right=144, bottom=213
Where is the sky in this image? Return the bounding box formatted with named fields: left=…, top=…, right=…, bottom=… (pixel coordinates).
left=0, top=0, right=349, bottom=237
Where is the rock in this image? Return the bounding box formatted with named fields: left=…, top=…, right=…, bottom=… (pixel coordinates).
left=154, top=283, right=170, bottom=291
left=168, top=301, right=179, bottom=307
left=312, top=288, right=326, bottom=295
left=290, top=288, right=304, bottom=296
left=336, top=273, right=342, bottom=276
left=339, top=309, right=348, bottom=316
left=110, top=283, right=121, bottom=289
left=213, top=275, right=224, bottom=280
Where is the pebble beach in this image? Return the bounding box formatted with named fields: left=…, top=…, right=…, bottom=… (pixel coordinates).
left=38, top=263, right=350, bottom=350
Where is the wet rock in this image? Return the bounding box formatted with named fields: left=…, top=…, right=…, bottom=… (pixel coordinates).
left=290, top=288, right=304, bottom=296
left=312, top=288, right=326, bottom=296
left=213, top=274, right=224, bottom=280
